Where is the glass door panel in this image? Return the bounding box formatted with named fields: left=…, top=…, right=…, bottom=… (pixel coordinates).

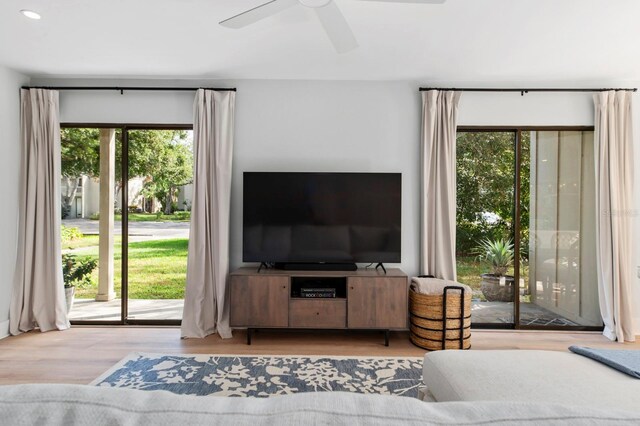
left=62, top=127, right=122, bottom=322
left=456, top=131, right=517, bottom=325
left=520, top=130, right=601, bottom=327
left=124, top=129, right=192, bottom=321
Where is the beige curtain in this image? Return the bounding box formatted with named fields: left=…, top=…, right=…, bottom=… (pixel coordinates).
left=593, top=90, right=636, bottom=342
left=181, top=89, right=235, bottom=339
left=420, top=90, right=461, bottom=280
left=10, top=89, right=69, bottom=335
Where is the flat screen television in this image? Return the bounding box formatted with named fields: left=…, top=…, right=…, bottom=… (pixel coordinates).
left=243, top=172, right=401, bottom=268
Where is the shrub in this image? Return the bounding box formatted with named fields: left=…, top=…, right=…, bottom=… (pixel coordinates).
left=62, top=254, right=97, bottom=289
left=174, top=211, right=190, bottom=220
left=474, top=238, right=514, bottom=276
left=61, top=225, right=83, bottom=242
left=89, top=212, right=100, bottom=220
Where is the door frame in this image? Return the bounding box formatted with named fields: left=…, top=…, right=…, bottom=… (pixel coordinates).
left=458, top=126, right=602, bottom=331
left=62, top=123, right=192, bottom=326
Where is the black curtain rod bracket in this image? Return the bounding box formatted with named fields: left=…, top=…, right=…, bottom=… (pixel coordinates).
left=419, top=87, right=637, bottom=94
left=21, top=86, right=237, bottom=92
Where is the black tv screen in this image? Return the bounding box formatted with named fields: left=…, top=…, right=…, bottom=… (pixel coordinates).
left=243, top=172, right=401, bottom=264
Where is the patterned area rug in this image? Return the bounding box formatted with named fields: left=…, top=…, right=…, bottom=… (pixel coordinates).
left=91, top=353, right=423, bottom=398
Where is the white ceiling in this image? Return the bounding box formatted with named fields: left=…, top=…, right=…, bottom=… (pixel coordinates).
left=1, top=0, right=639, bottom=82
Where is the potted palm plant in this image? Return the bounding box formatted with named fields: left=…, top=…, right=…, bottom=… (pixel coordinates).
left=62, top=254, right=97, bottom=313
left=474, top=238, right=515, bottom=302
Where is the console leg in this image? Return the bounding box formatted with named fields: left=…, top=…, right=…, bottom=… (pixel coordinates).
left=384, top=330, right=389, bottom=347
left=247, top=328, right=252, bottom=345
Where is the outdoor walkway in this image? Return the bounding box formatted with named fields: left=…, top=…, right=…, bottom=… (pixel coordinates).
left=472, top=301, right=580, bottom=326
left=69, top=298, right=184, bottom=321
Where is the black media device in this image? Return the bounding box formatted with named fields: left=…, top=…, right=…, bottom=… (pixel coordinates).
left=300, top=288, right=337, bottom=298
left=243, top=172, right=401, bottom=271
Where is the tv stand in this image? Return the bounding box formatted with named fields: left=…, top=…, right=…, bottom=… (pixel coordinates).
left=274, top=262, right=357, bottom=271
left=229, top=267, right=408, bottom=346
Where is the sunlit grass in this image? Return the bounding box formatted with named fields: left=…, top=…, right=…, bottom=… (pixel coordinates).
left=70, top=237, right=187, bottom=299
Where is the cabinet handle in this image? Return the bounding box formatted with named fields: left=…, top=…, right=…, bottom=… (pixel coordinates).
left=350, top=286, right=354, bottom=290
left=282, top=285, right=286, bottom=289
left=316, top=312, right=320, bottom=315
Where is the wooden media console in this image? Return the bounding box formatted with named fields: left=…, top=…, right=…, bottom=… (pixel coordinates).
left=229, top=267, right=408, bottom=346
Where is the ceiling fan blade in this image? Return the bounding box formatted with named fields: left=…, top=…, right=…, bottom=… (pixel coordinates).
left=356, top=0, right=446, bottom=4
left=220, top=0, right=298, bottom=29
left=314, top=2, right=358, bottom=54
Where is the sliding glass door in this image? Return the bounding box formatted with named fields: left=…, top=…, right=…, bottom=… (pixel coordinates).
left=457, top=128, right=602, bottom=330
left=61, top=125, right=192, bottom=324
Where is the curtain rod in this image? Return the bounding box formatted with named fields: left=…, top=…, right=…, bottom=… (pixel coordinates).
left=419, top=87, right=637, bottom=95
left=21, top=86, right=236, bottom=93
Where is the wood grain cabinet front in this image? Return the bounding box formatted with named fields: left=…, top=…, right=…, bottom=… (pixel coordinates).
left=289, top=299, right=347, bottom=328
left=229, top=275, right=289, bottom=327
left=347, top=277, right=408, bottom=329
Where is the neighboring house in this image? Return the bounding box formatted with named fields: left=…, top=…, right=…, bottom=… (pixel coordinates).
left=61, top=176, right=191, bottom=218
left=61, top=176, right=99, bottom=219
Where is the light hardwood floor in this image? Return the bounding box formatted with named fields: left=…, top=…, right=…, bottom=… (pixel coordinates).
left=0, top=327, right=638, bottom=385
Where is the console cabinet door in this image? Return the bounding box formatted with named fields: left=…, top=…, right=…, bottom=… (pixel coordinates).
left=230, top=275, right=289, bottom=327
left=347, top=277, right=407, bottom=329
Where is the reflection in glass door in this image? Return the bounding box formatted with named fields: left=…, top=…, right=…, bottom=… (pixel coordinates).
left=519, top=130, right=601, bottom=327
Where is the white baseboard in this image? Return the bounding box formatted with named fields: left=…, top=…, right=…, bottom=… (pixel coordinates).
left=0, top=319, right=9, bottom=340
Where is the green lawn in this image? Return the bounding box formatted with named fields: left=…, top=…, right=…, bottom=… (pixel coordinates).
left=456, top=256, right=487, bottom=290
left=68, top=236, right=187, bottom=299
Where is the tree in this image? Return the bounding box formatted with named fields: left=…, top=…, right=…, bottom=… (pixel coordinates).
left=456, top=131, right=530, bottom=255
left=133, top=131, right=193, bottom=214
left=61, top=129, right=192, bottom=217
left=60, top=128, right=100, bottom=218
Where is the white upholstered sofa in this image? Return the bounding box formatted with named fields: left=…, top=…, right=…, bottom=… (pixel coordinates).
left=0, top=383, right=639, bottom=425
left=422, top=350, right=640, bottom=413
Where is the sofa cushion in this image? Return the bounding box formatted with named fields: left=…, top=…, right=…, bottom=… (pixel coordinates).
left=1, top=384, right=639, bottom=425
left=423, top=350, right=640, bottom=412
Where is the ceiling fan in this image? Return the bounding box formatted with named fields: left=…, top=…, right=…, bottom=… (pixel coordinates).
left=219, top=0, right=446, bottom=54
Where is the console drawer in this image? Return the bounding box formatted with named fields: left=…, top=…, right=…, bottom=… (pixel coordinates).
left=289, top=299, right=347, bottom=328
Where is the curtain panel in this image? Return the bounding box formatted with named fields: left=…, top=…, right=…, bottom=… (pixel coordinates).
left=593, top=90, right=636, bottom=342
left=181, top=89, right=236, bottom=339
left=420, top=90, right=461, bottom=280
left=10, top=89, right=69, bottom=335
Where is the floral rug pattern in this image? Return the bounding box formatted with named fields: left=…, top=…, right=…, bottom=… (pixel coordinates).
left=91, top=353, right=423, bottom=398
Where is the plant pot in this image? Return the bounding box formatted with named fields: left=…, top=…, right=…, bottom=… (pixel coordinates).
left=64, top=286, right=75, bottom=314
left=480, top=274, right=515, bottom=302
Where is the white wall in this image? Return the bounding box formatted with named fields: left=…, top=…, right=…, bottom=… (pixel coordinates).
left=0, top=66, right=29, bottom=338
left=33, top=78, right=640, bottom=330
left=43, top=79, right=421, bottom=274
